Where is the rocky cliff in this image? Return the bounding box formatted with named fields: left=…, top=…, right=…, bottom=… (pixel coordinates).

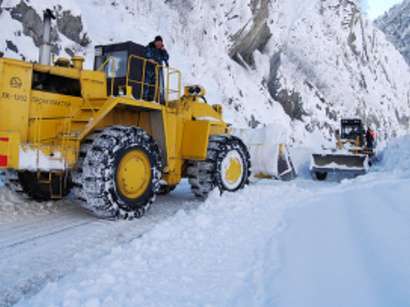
left=376, top=0, right=410, bottom=64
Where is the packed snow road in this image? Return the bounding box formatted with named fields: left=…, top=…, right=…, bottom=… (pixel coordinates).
left=0, top=186, right=198, bottom=307
left=275, top=173, right=410, bottom=307
left=1, top=139, right=410, bottom=307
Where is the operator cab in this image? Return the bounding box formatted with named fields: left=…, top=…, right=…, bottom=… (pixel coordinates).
left=340, top=119, right=365, bottom=146
left=94, top=41, right=155, bottom=101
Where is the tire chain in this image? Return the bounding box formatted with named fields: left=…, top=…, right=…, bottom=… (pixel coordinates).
left=72, top=126, right=163, bottom=220
left=187, top=135, right=251, bottom=199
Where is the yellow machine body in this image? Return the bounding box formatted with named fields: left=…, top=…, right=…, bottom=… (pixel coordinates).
left=0, top=56, right=228, bottom=187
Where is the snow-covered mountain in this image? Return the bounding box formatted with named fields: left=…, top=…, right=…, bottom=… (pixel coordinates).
left=268, top=0, right=410, bottom=143
left=376, top=1, right=410, bottom=64
left=1, top=0, right=410, bottom=145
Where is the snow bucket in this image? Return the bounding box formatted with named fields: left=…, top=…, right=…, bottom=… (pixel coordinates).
left=310, top=153, right=369, bottom=180
left=233, top=125, right=297, bottom=181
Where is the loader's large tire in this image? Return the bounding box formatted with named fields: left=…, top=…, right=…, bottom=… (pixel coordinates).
left=1, top=170, right=71, bottom=201
left=314, top=171, right=328, bottom=181
left=72, top=126, right=162, bottom=220
left=187, top=135, right=251, bottom=199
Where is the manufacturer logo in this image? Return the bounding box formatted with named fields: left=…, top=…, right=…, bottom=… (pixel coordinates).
left=9, top=77, right=23, bottom=89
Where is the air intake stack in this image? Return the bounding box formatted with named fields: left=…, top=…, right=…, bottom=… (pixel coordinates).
left=39, top=9, right=56, bottom=65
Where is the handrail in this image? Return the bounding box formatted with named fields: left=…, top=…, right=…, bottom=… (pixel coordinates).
left=99, top=54, right=181, bottom=105
left=126, top=55, right=181, bottom=105
left=166, top=68, right=182, bottom=103
left=126, top=55, right=159, bottom=102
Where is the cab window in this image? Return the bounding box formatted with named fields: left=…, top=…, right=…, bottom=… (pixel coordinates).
left=95, top=51, right=128, bottom=78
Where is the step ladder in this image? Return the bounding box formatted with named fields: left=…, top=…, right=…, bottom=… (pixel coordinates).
left=36, top=171, right=69, bottom=200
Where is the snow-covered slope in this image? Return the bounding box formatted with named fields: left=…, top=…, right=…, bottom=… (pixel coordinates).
left=1, top=0, right=410, bottom=146
left=269, top=0, right=410, bottom=144
left=376, top=0, right=410, bottom=65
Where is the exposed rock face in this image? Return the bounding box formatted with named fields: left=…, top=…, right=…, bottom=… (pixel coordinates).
left=56, top=10, right=90, bottom=47
left=376, top=0, right=410, bottom=65
left=268, top=51, right=307, bottom=121
left=5, top=40, right=18, bottom=53
left=10, top=1, right=60, bottom=54
left=229, top=0, right=272, bottom=67
left=2, top=0, right=90, bottom=58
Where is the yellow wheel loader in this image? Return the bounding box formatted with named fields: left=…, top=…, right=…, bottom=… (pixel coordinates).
left=310, top=119, right=376, bottom=181
left=0, top=11, right=251, bottom=219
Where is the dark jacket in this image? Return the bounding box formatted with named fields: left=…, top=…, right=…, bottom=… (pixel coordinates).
left=366, top=129, right=376, bottom=149
left=145, top=42, right=169, bottom=67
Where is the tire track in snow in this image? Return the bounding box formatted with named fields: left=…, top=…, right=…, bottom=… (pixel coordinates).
left=0, top=184, right=198, bottom=307
left=0, top=221, right=92, bottom=250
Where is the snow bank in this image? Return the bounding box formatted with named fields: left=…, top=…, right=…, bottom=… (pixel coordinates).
left=0, top=188, right=65, bottom=224
left=378, top=136, right=410, bottom=175
left=275, top=176, right=410, bottom=307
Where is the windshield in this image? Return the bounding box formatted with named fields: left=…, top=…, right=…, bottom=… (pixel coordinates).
left=95, top=50, right=128, bottom=78
left=341, top=124, right=364, bottom=141
left=343, top=125, right=360, bottom=135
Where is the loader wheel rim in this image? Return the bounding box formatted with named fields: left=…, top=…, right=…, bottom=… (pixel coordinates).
left=221, top=151, right=244, bottom=190
left=116, top=150, right=151, bottom=200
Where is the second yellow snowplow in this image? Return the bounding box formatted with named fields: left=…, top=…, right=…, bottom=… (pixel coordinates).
left=311, top=119, right=376, bottom=181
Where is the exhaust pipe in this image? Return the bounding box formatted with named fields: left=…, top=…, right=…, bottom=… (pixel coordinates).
left=39, top=9, right=56, bottom=65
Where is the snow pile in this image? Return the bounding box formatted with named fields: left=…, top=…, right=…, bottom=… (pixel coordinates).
left=1, top=0, right=410, bottom=145
left=378, top=136, right=410, bottom=176
left=0, top=187, right=64, bottom=224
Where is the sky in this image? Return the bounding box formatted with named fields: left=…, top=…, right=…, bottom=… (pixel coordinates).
left=364, top=0, right=403, bottom=19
